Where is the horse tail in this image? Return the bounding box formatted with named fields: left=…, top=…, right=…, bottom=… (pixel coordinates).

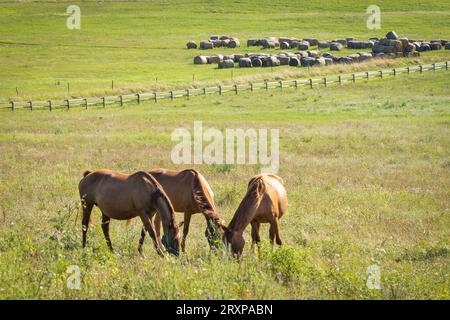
left=190, top=170, right=219, bottom=220
left=83, top=170, right=92, bottom=178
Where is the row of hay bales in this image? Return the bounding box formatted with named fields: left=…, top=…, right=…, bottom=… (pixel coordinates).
left=371, top=31, right=448, bottom=57
left=194, top=50, right=377, bottom=69
left=187, top=36, right=240, bottom=50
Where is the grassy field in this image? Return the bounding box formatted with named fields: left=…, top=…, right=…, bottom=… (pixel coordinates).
left=1, top=0, right=450, bottom=100
left=0, top=0, right=449, bottom=300
left=0, top=70, right=449, bottom=299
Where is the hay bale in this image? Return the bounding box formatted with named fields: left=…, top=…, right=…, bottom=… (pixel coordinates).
left=262, top=40, right=276, bottom=49
left=289, top=57, right=300, bottom=67
left=399, top=38, right=409, bottom=48
left=430, top=42, right=442, bottom=50
left=330, top=42, right=343, bottom=51
left=247, top=39, right=258, bottom=47
left=213, top=40, right=223, bottom=48
left=208, top=54, right=224, bottom=64
left=218, top=59, right=235, bottom=69
left=210, top=35, right=219, bottom=41
left=300, top=57, right=316, bottom=67
left=298, top=41, right=310, bottom=50
left=280, top=41, right=290, bottom=50
left=193, top=55, right=208, bottom=64
left=186, top=41, right=197, bottom=49
left=318, top=41, right=330, bottom=48
left=338, top=56, right=353, bottom=64
left=303, top=38, right=318, bottom=46
left=334, top=39, right=347, bottom=46
left=239, top=58, right=252, bottom=68
left=219, top=36, right=230, bottom=40
left=403, top=43, right=415, bottom=53
left=251, top=58, right=263, bottom=67
left=307, top=50, right=320, bottom=57
left=315, top=57, right=326, bottom=66
left=445, top=43, right=450, bottom=50
left=323, top=57, right=334, bottom=65
left=228, top=39, right=240, bottom=48
left=358, top=52, right=373, bottom=61
left=200, top=41, right=213, bottom=50
left=386, top=31, right=399, bottom=40
left=348, top=41, right=372, bottom=49
left=234, top=54, right=244, bottom=63
left=418, top=43, right=431, bottom=52
left=346, top=37, right=354, bottom=43
left=278, top=56, right=290, bottom=65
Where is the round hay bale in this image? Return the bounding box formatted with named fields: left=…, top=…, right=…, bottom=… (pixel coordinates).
left=247, top=39, right=258, bottom=47
left=330, top=42, right=343, bottom=51
left=323, top=57, right=334, bottom=65
left=208, top=54, right=224, bottom=64
left=386, top=31, right=399, bottom=40
left=210, top=35, right=219, bottom=41
left=300, top=57, right=316, bottom=67
left=213, top=40, right=223, bottom=48
left=262, top=40, right=276, bottom=49
left=430, top=42, right=442, bottom=50
left=194, top=55, right=208, bottom=64
left=403, top=43, right=415, bottom=53
left=278, top=56, right=290, bottom=65
left=315, top=57, right=326, bottom=66
left=239, top=57, right=252, bottom=68
left=221, top=39, right=231, bottom=47
left=280, top=41, right=290, bottom=50
left=218, top=59, right=235, bottom=69
left=289, top=57, right=300, bottom=67
left=234, top=54, right=244, bottom=63
left=251, top=58, right=263, bottom=67
left=318, top=41, right=330, bottom=48
left=186, top=41, right=197, bottom=49
left=269, top=56, right=280, bottom=67
left=228, top=39, right=240, bottom=48
left=334, top=39, right=347, bottom=46
left=200, top=41, right=213, bottom=50
left=223, top=54, right=235, bottom=61
left=338, top=56, right=353, bottom=64
left=445, top=43, right=450, bottom=50
left=418, top=43, right=431, bottom=52
left=298, top=41, right=310, bottom=50
left=219, top=36, right=230, bottom=40
left=307, top=50, right=319, bottom=57
left=303, top=38, right=318, bottom=46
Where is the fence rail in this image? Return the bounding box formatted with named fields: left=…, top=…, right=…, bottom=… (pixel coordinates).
left=1, top=61, right=448, bottom=111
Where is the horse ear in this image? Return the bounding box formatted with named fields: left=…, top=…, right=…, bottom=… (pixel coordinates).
left=178, top=221, right=184, bottom=228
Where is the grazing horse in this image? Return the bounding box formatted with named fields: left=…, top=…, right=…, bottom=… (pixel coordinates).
left=138, top=168, right=224, bottom=253
left=223, top=174, right=288, bottom=257
left=78, top=169, right=180, bottom=256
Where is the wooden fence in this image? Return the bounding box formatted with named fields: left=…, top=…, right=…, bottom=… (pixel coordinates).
left=0, top=61, right=448, bottom=112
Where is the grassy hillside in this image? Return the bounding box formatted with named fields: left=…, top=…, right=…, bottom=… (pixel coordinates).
left=0, top=71, right=448, bottom=299
left=0, top=0, right=450, bottom=99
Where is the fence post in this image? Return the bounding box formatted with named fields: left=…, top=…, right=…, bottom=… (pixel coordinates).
left=323, top=77, right=327, bottom=87
left=419, top=65, right=423, bottom=73
left=379, top=70, right=383, bottom=79
left=154, top=93, right=157, bottom=103
left=250, top=82, right=254, bottom=91
left=102, top=97, right=106, bottom=107
left=84, top=98, right=88, bottom=109
left=446, top=61, right=448, bottom=70
left=393, top=68, right=396, bottom=76
left=352, top=74, right=356, bottom=82
left=219, top=85, right=222, bottom=95
left=279, top=81, right=283, bottom=89
left=186, top=89, right=190, bottom=100
left=366, top=71, right=369, bottom=80
left=265, top=81, right=268, bottom=91
left=170, top=91, right=174, bottom=100
left=234, top=84, right=238, bottom=94
left=309, top=78, right=313, bottom=88
left=338, top=75, right=342, bottom=85
left=137, top=93, right=141, bottom=104
left=203, top=87, right=206, bottom=95
left=120, top=95, right=124, bottom=106
left=48, top=100, right=52, bottom=112
left=294, top=80, right=298, bottom=88
left=10, top=101, right=14, bottom=111
left=66, top=99, right=70, bottom=110
left=432, top=63, right=436, bottom=72
left=29, top=101, right=33, bottom=111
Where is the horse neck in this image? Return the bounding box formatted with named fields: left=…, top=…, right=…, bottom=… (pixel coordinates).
left=228, top=192, right=261, bottom=235
left=156, top=195, right=176, bottom=234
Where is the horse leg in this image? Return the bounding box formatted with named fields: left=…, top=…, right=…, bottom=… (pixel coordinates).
left=81, top=202, right=94, bottom=248
left=250, top=221, right=261, bottom=251
left=181, top=211, right=192, bottom=253
left=137, top=226, right=146, bottom=255
left=101, top=213, right=114, bottom=252
left=274, top=218, right=283, bottom=246
left=139, top=211, right=164, bottom=256
left=269, top=221, right=276, bottom=248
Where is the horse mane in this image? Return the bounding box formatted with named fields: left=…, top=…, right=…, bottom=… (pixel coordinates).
left=189, top=170, right=220, bottom=220
left=138, top=172, right=178, bottom=230
left=228, top=175, right=267, bottom=231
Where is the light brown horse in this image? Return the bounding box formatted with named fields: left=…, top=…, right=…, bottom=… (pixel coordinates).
left=78, top=169, right=181, bottom=256
left=222, top=174, right=288, bottom=257
left=137, top=168, right=224, bottom=253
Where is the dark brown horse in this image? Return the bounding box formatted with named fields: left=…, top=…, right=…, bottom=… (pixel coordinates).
left=222, top=174, right=288, bottom=257
left=78, top=169, right=181, bottom=256
left=137, top=168, right=225, bottom=253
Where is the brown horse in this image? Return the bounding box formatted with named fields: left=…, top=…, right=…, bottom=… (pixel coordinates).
left=78, top=169, right=181, bottom=256
left=222, top=174, right=288, bottom=257
left=137, top=168, right=224, bottom=253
